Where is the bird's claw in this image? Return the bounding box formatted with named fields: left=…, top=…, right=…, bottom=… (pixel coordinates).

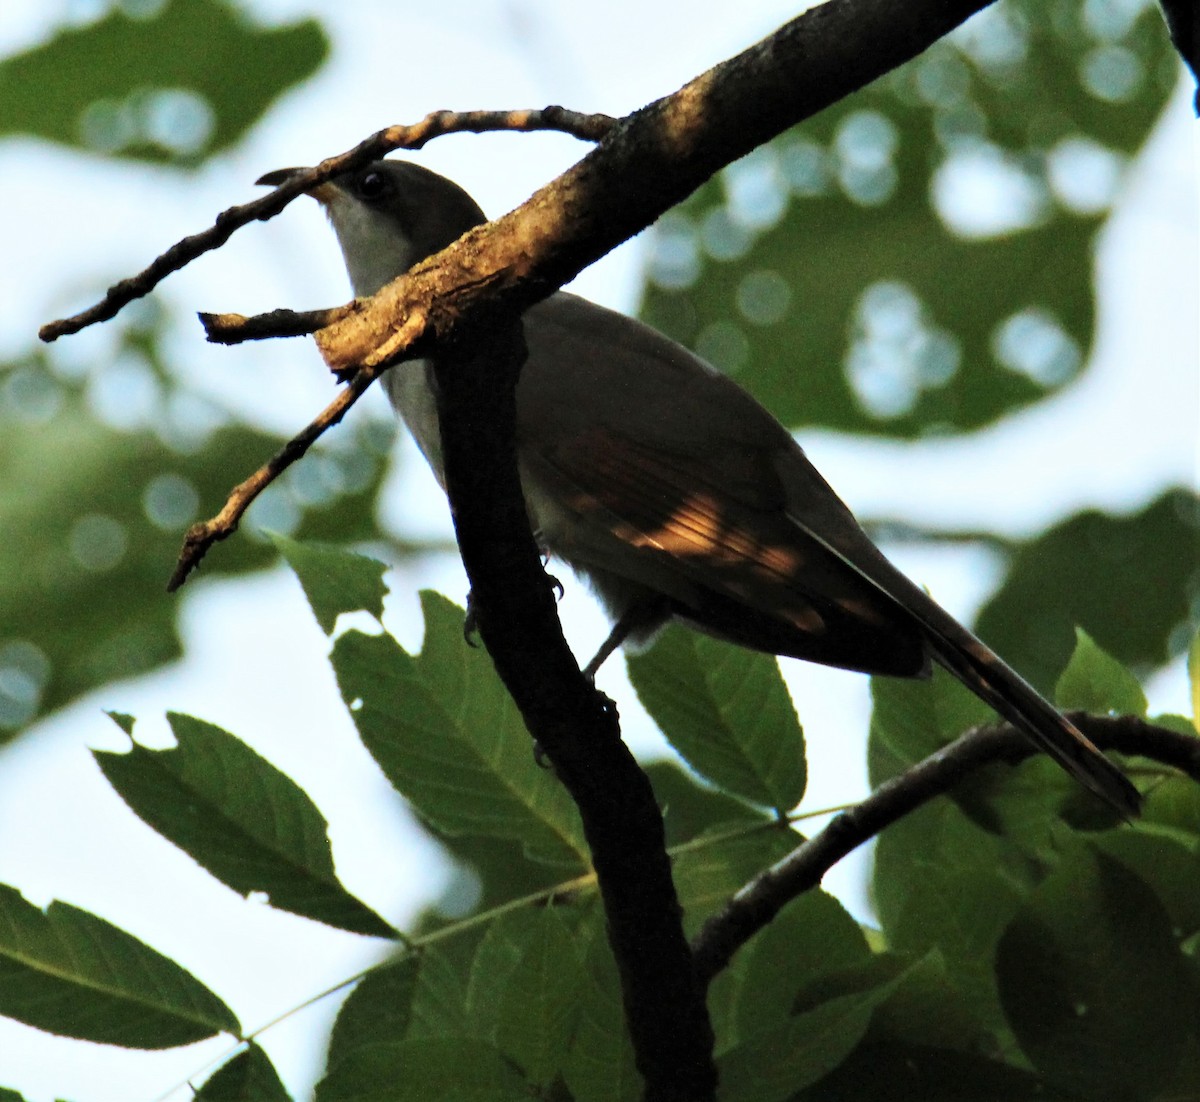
left=462, top=591, right=480, bottom=648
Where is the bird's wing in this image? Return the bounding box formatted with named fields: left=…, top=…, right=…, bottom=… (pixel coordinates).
left=516, top=294, right=928, bottom=675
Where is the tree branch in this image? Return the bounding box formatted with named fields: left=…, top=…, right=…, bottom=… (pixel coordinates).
left=431, top=314, right=717, bottom=1101
left=690, top=715, right=1198, bottom=988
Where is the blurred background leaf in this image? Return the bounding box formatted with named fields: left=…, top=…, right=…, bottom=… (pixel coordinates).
left=0, top=341, right=395, bottom=737
left=977, top=488, right=1200, bottom=689
left=0, top=0, right=328, bottom=165
left=0, top=0, right=354, bottom=739
left=639, top=0, right=1178, bottom=437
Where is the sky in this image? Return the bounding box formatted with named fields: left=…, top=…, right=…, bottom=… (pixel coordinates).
left=0, top=1, right=1196, bottom=1099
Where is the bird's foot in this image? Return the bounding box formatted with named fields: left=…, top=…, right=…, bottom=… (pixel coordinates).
left=462, top=590, right=480, bottom=648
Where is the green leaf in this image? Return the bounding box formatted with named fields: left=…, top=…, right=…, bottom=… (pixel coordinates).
left=106, top=710, right=136, bottom=735
left=719, top=890, right=870, bottom=1045
left=1143, top=775, right=1200, bottom=837
left=1055, top=628, right=1147, bottom=716
left=791, top=1041, right=1069, bottom=1102
left=873, top=800, right=1027, bottom=1031
left=465, top=912, right=543, bottom=1033
left=271, top=533, right=388, bottom=635
left=639, top=0, right=1175, bottom=438
left=0, top=881, right=239, bottom=1047
left=331, top=592, right=589, bottom=868
left=406, top=943, right=474, bottom=1040
left=1160, top=1033, right=1200, bottom=1102
left=95, top=713, right=395, bottom=938
left=627, top=627, right=806, bottom=812
left=563, top=916, right=640, bottom=1102
left=977, top=490, right=1200, bottom=691
left=325, top=941, right=485, bottom=1088
left=717, top=970, right=905, bottom=1102
left=868, top=665, right=989, bottom=789
left=1090, top=828, right=1200, bottom=944
left=468, top=908, right=583, bottom=1084
left=1189, top=630, right=1200, bottom=731
left=316, top=1037, right=529, bottom=1102
left=672, top=822, right=799, bottom=935
left=327, top=955, right=419, bottom=1066
left=865, top=950, right=991, bottom=1053
left=0, top=0, right=328, bottom=164
left=645, top=760, right=769, bottom=848
left=0, top=383, right=390, bottom=738
left=996, top=846, right=1191, bottom=1101
left=194, top=1043, right=293, bottom=1101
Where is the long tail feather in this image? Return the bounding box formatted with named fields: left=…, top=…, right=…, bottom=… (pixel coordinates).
left=913, top=596, right=1141, bottom=818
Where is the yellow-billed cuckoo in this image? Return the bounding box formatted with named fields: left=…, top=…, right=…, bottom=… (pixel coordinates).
left=258, top=159, right=1139, bottom=818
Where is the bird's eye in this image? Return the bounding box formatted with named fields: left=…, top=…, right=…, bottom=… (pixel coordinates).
left=356, top=170, right=389, bottom=200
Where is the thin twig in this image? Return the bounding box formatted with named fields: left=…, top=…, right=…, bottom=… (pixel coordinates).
left=690, top=715, right=1198, bottom=987
left=38, top=106, right=615, bottom=343
left=199, top=305, right=355, bottom=344
left=171, top=298, right=436, bottom=590
left=164, top=344, right=401, bottom=591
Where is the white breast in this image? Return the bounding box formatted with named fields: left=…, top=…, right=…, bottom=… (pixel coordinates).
left=382, top=358, right=445, bottom=487
left=379, top=344, right=567, bottom=559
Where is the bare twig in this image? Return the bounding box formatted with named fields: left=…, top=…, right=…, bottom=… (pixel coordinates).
left=199, top=305, right=354, bottom=345
left=38, top=106, right=615, bottom=343
left=164, top=324, right=417, bottom=590
left=170, top=303, right=435, bottom=588
left=690, top=715, right=1198, bottom=987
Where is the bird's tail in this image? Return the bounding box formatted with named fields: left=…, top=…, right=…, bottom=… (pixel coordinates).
left=911, top=594, right=1141, bottom=819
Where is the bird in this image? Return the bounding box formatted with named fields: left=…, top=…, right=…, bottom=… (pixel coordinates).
left=257, top=159, right=1140, bottom=818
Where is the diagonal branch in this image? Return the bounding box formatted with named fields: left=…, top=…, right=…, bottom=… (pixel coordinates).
left=309, top=0, right=1000, bottom=380
left=164, top=323, right=414, bottom=591
left=690, top=715, right=1198, bottom=988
